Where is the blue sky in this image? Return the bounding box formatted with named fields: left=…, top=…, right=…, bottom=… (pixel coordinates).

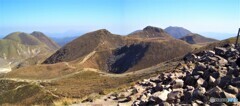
left=0, top=0, right=239, bottom=39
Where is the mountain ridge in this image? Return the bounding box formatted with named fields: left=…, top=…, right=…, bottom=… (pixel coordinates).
left=180, top=33, right=218, bottom=44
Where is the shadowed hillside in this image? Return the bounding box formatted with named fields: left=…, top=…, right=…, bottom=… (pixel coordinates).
left=107, top=43, right=149, bottom=73
left=180, top=33, right=218, bottom=44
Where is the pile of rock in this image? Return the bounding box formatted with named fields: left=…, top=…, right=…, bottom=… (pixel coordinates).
left=132, top=44, right=240, bottom=105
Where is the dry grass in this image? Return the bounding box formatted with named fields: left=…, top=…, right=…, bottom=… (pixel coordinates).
left=5, top=62, right=79, bottom=80
left=0, top=80, right=57, bottom=106
left=44, top=71, right=151, bottom=99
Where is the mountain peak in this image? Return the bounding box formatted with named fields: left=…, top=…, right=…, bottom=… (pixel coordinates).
left=128, top=26, right=171, bottom=39
left=164, top=26, right=192, bottom=38
left=143, top=26, right=164, bottom=33
left=94, top=29, right=111, bottom=35
left=3, top=32, right=42, bottom=45
left=30, top=31, right=47, bottom=37
left=30, top=31, right=60, bottom=50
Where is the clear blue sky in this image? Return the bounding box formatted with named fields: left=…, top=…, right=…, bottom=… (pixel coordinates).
left=0, top=0, right=239, bottom=38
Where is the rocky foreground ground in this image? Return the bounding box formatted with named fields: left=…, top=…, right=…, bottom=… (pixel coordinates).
left=78, top=44, right=240, bottom=106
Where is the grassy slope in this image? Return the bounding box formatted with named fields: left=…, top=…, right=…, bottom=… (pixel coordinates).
left=193, top=37, right=238, bottom=52
left=3, top=32, right=43, bottom=45
left=0, top=80, right=57, bottom=106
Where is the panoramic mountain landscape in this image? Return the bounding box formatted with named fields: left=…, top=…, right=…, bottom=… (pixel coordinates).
left=0, top=0, right=239, bottom=105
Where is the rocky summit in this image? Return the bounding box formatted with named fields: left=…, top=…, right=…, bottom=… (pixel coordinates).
left=88, top=44, right=240, bottom=105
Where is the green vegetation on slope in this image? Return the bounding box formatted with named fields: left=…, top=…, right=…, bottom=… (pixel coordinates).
left=4, top=32, right=43, bottom=45
left=0, top=80, right=57, bottom=106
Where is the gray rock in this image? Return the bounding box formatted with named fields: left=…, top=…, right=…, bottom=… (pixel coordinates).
left=154, top=83, right=163, bottom=91
left=167, top=90, right=183, bottom=103
left=220, top=91, right=236, bottom=98
left=225, top=85, right=238, bottom=94
left=214, top=47, right=227, bottom=56
left=216, top=56, right=228, bottom=66
left=184, top=76, right=196, bottom=86
left=172, top=79, right=184, bottom=88
left=138, top=94, right=148, bottom=104
left=194, top=62, right=206, bottom=71
left=184, top=53, right=198, bottom=63
left=183, top=90, right=193, bottom=103
left=150, top=77, right=162, bottom=83
left=227, top=66, right=239, bottom=77
left=206, top=86, right=222, bottom=98
left=118, top=96, right=131, bottom=103
left=196, top=78, right=204, bottom=87
left=206, top=50, right=215, bottom=57
left=150, top=90, right=170, bottom=102
left=192, top=87, right=206, bottom=101
left=208, top=76, right=216, bottom=86
left=211, top=71, right=220, bottom=79
left=217, top=76, right=231, bottom=88
left=231, top=77, right=240, bottom=88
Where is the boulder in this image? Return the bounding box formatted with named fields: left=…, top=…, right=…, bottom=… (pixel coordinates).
left=150, top=77, right=161, bottom=83
left=217, top=76, right=232, bottom=88
left=150, top=90, right=170, bottom=102
left=167, top=90, right=183, bottom=103
left=196, top=78, right=204, bottom=87
left=216, top=56, right=228, bottom=66
left=172, top=79, right=184, bottom=88
left=194, top=62, right=206, bottom=71
left=236, top=57, right=240, bottom=67
left=206, top=86, right=222, bottom=98
left=183, top=90, right=193, bottom=103
left=206, top=50, right=215, bottom=57
left=184, top=53, right=198, bottom=63
left=231, top=77, right=240, bottom=88
left=214, top=47, right=227, bottom=56
left=184, top=76, right=196, bottom=86
left=192, top=87, right=206, bottom=101
left=118, top=97, right=132, bottom=103
left=220, top=91, right=236, bottom=98
left=225, top=85, right=238, bottom=94
left=154, top=83, right=163, bottom=91
left=227, top=66, right=239, bottom=77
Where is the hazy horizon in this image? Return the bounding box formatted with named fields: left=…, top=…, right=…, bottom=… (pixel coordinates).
left=0, top=0, right=239, bottom=39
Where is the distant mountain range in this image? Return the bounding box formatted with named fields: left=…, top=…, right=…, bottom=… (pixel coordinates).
left=164, top=26, right=192, bottom=38
left=51, top=36, right=78, bottom=47
left=128, top=26, right=173, bottom=39
left=164, top=26, right=218, bottom=44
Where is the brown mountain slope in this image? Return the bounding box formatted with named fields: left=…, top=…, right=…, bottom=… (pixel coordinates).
left=82, top=39, right=192, bottom=73
left=43, top=29, right=125, bottom=64
left=128, top=26, right=173, bottom=39
left=180, top=33, right=218, bottom=44
left=3, top=32, right=43, bottom=45
left=31, top=31, right=60, bottom=50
